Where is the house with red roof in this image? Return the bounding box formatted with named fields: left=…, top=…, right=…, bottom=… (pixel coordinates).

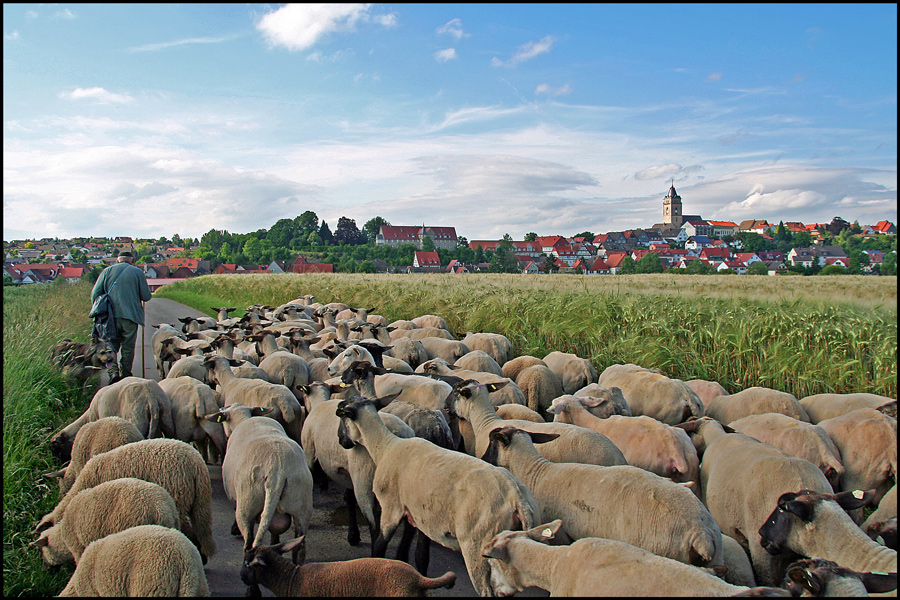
left=413, top=251, right=441, bottom=270
left=584, top=257, right=611, bottom=275
left=377, top=225, right=458, bottom=250
left=290, top=254, right=333, bottom=274
left=873, top=220, right=896, bottom=235
left=717, top=260, right=747, bottom=274
left=603, top=251, right=630, bottom=274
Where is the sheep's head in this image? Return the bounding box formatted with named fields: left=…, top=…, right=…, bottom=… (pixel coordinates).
left=241, top=536, right=306, bottom=597
left=481, top=426, right=559, bottom=466
left=759, top=489, right=876, bottom=556
left=31, top=525, right=70, bottom=568
left=334, top=393, right=400, bottom=449
left=783, top=558, right=898, bottom=597
left=481, top=520, right=563, bottom=597
left=49, top=432, right=73, bottom=464
left=205, top=404, right=273, bottom=438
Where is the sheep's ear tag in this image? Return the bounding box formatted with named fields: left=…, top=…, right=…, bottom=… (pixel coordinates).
left=542, top=528, right=553, bottom=538
left=215, top=413, right=228, bottom=423
left=852, top=490, right=865, bottom=500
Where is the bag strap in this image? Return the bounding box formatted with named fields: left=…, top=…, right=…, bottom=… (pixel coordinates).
left=104, top=263, right=127, bottom=294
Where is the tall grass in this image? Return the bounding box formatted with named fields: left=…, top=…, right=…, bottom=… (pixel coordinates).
left=156, top=273, right=896, bottom=398
left=3, top=280, right=96, bottom=596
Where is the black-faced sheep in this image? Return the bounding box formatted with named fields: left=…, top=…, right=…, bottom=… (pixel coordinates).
left=57, top=524, right=209, bottom=597
left=781, top=557, right=897, bottom=596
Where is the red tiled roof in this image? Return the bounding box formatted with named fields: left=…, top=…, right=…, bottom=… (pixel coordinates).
left=414, top=251, right=441, bottom=266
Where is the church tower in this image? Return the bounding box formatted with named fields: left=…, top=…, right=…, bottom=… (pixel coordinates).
left=663, top=182, right=683, bottom=227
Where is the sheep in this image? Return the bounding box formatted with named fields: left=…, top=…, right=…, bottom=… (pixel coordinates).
left=240, top=536, right=457, bottom=597
left=480, top=520, right=775, bottom=597
left=861, top=484, right=897, bottom=547
left=33, top=477, right=180, bottom=565
left=35, top=438, right=216, bottom=564
left=481, top=425, right=723, bottom=567
left=410, top=314, right=448, bottom=330
left=573, top=382, right=632, bottom=417
left=257, top=348, right=310, bottom=402
left=417, top=336, right=470, bottom=363
left=388, top=319, right=418, bottom=331
left=686, top=378, right=731, bottom=410
left=799, top=392, right=896, bottom=423
left=461, top=332, right=513, bottom=366
left=203, top=354, right=305, bottom=447
left=393, top=326, right=456, bottom=342
left=386, top=337, right=429, bottom=370
left=495, top=403, right=545, bottom=423
left=501, top=355, right=546, bottom=382
left=327, top=343, right=377, bottom=377
left=178, top=315, right=219, bottom=333
left=758, top=488, right=897, bottom=576
left=157, top=376, right=227, bottom=465
left=418, top=357, right=526, bottom=407
left=204, top=403, right=313, bottom=564
left=300, top=382, right=414, bottom=549
left=541, top=351, right=598, bottom=394
left=57, top=525, right=209, bottom=597
left=706, top=386, right=811, bottom=424
left=165, top=353, right=214, bottom=384
left=334, top=393, right=541, bottom=597
left=597, top=363, right=704, bottom=425
left=727, top=413, right=845, bottom=489
left=49, top=376, right=175, bottom=464
left=513, top=364, right=564, bottom=418
left=817, top=407, right=897, bottom=522
left=379, top=399, right=455, bottom=451
left=50, top=337, right=118, bottom=389
left=548, top=394, right=700, bottom=485
left=47, top=416, right=144, bottom=495
left=151, top=323, right=186, bottom=378
left=212, top=306, right=237, bottom=323
left=721, top=533, right=757, bottom=588
left=453, top=349, right=504, bottom=376
left=781, top=557, right=898, bottom=597
left=677, top=416, right=834, bottom=586
left=451, top=379, right=627, bottom=466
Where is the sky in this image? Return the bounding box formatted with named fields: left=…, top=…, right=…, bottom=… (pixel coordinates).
left=3, top=3, right=897, bottom=242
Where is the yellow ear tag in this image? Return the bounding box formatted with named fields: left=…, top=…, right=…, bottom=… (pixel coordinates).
left=542, top=528, right=553, bottom=538
left=852, top=490, right=864, bottom=499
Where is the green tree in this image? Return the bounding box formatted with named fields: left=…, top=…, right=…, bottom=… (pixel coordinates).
left=456, top=236, right=469, bottom=249
left=635, top=252, right=663, bottom=274
left=200, top=229, right=227, bottom=253
left=524, top=232, right=538, bottom=242
left=791, top=230, right=812, bottom=249
left=686, top=259, right=714, bottom=275
left=572, top=231, right=594, bottom=241
left=490, top=235, right=520, bottom=273
left=267, top=218, right=296, bottom=248
left=880, top=252, right=897, bottom=276
left=318, top=221, right=334, bottom=245
left=819, top=264, right=846, bottom=275
left=747, top=261, right=769, bottom=275
left=848, top=252, right=869, bottom=275
left=473, top=245, right=485, bottom=264
left=617, top=256, right=636, bottom=274
left=363, top=216, right=391, bottom=244
left=421, top=236, right=436, bottom=252
left=242, top=237, right=262, bottom=263
left=334, top=216, right=366, bottom=245
left=540, top=253, right=559, bottom=274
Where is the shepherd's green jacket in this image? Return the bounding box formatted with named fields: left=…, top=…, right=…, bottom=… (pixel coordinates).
left=91, top=262, right=152, bottom=325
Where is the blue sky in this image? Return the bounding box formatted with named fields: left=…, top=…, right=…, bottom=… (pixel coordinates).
left=3, top=3, right=896, bottom=242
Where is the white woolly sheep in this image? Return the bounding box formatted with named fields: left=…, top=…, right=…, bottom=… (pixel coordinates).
left=257, top=349, right=310, bottom=402
left=452, top=379, right=627, bottom=467
left=334, top=393, right=540, bottom=597
left=597, top=363, right=704, bottom=425
left=203, top=354, right=305, bottom=446
left=461, top=332, right=513, bottom=366
left=572, top=383, right=632, bottom=417
left=393, top=326, right=456, bottom=342
left=417, top=336, right=470, bottom=363
left=495, top=403, right=545, bottom=423
left=157, top=376, right=227, bottom=465
left=481, top=425, right=723, bottom=567
left=386, top=337, right=429, bottom=370
left=548, top=394, right=699, bottom=485
left=205, top=403, right=313, bottom=563
left=410, top=314, right=448, bottom=330
left=677, top=416, right=833, bottom=586
left=58, top=524, right=209, bottom=597
left=541, top=351, right=598, bottom=395
left=418, top=357, right=526, bottom=407
left=481, top=520, right=771, bottom=597
left=514, top=364, right=564, bottom=418
left=33, top=477, right=179, bottom=565
left=48, top=416, right=144, bottom=495
left=705, top=386, right=811, bottom=424
left=799, top=392, right=896, bottom=423
left=758, top=488, right=897, bottom=576
left=685, top=378, right=730, bottom=409
left=453, top=349, right=504, bottom=376
left=817, top=407, right=897, bottom=522
left=35, top=438, right=215, bottom=564
left=501, top=355, right=546, bottom=382
left=50, top=376, right=175, bottom=463
left=241, top=536, right=457, bottom=596
left=861, top=484, right=897, bottom=547
left=727, top=412, right=844, bottom=489
left=721, top=533, right=757, bottom=588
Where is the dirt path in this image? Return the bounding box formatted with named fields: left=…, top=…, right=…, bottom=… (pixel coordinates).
left=140, top=298, right=546, bottom=597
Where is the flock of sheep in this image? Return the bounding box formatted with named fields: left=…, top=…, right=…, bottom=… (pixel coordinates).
left=36, top=294, right=897, bottom=596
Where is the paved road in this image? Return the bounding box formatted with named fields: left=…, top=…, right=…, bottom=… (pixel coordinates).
left=139, top=298, right=552, bottom=597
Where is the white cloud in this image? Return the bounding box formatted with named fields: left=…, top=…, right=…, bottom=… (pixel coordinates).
left=492, top=35, right=555, bottom=68
left=127, top=35, right=236, bottom=53
left=53, top=9, right=76, bottom=20
left=707, top=72, right=723, bottom=82
left=436, top=18, right=467, bottom=40
left=535, top=83, right=571, bottom=97
left=256, top=3, right=395, bottom=52
left=61, top=87, right=135, bottom=104
left=433, top=48, right=457, bottom=63
left=634, top=164, right=683, bottom=181
left=5, top=30, right=20, bottom=41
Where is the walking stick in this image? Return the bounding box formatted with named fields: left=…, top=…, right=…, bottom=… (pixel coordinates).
left=140, top=324, right=145, bottom=378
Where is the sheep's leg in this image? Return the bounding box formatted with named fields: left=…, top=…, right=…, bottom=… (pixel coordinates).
left=460, top=538, right=492, bottom=597
left=414, top=529, right=431, bottom=576
left=344, top=488, right=361, bottom=546
left=234, top=499, right=256, bottom=552
left=395, top=518, right=414, bottom=562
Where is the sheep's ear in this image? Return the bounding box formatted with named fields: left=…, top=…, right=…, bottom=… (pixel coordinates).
left=204, top=412, right=228, bottom=423
left=275, top=536, right=305, bottom=555
left=527, top=431, right=560, bottom=445
left=485, top=380, right=509, bottom=393
left=178, top=317, right=193, bottom=323
left=832, top=489, right=876, bottom=510
left=528, top=519, right=563, bottom=542
left=375, top=392, right=400, bottom=409
left=251, top=407, right=274, bottom=417
left=721, top=423, right=736, bottom=433
left=859, top=572, right=898, bottom=594
left=43, top=468, right=67, bottom=479
left=31, top=535, right=49, bottom=548
left=786, top=564, right=824, bottom=596
left=782, top=499, right=814, bottom=522
left=481, top=539, right=509, bottom=561
left=674, top=417, right=701, bottom=433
